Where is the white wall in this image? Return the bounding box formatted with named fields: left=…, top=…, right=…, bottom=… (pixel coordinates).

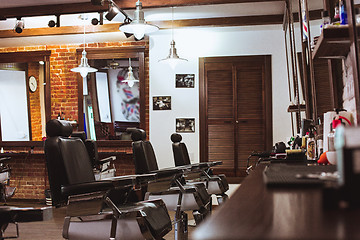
left=149, top=25, right=294, bottom=169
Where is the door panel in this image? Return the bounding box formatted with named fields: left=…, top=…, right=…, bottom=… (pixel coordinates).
left=200, top=56, right=272, bottom=182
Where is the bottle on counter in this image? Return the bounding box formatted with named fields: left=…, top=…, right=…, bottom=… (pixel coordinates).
left=307, top=132, right=316, bottom=160
left=321, top=10, right=331, bottom=31
left=340, top=0, right=348, bottom=25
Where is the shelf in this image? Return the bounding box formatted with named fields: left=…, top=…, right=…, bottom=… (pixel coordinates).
left=287, top=104, right=306, bottom=112
left=312, top=26, right=352, bottom=59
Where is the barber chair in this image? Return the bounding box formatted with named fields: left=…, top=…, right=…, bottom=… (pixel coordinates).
left=71, top=131, right=116, bottom=180
left=0, top=157, right=52, bottom=239
left=171, top=133, right=229, bottom=204
left=45, top=119, right=172, bottom=240
left=0, top=157, right=16, bottom=203
left=131, top=129, right=211, bottom=240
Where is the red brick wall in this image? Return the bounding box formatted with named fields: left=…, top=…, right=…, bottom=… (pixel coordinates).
left=28, top=62, right=43, bottom=140
left=0, top=40, right=149, bottom=200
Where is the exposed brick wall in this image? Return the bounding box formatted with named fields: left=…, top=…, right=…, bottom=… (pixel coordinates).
left=28, top=62, right=43, bottom=140
left=0, top=40, right=149, bottom=200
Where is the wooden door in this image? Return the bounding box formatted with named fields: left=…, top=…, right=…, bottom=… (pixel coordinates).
left=200, top=56, right=272, bottom=183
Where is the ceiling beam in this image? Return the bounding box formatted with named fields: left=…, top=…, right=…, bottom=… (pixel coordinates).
left=0, top=14, right=287, bottom=39
left=0, top=0, right=284, bottom=19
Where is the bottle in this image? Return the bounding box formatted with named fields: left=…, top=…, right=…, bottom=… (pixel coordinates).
left=307, top=136, right=316, bottom=160
left=333, top=3, right=340, bottom=25
left=322, top=10, right=331, bottom=30
left=57, top=113, right=61, bottom=120
left=340, top=0, right=348, bottom=25
left=356, top=8, right=360, bottom=24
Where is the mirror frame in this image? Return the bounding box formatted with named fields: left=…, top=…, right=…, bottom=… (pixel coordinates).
left=76, top=46, right=146, bottom=146
left=0, top=50, right=51, bottom=145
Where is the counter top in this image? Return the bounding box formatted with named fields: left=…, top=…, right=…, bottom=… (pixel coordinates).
left=192, top=163, right=360, bottom=240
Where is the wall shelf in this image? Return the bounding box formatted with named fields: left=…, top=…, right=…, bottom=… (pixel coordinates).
left=312, top=26, right=352, bottom=59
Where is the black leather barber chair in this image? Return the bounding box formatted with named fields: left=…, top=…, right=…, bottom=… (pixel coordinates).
left=45, top=119, right=172, bottom=240
left=0, top=157, right=52, bottom=239
left=71, top=131, right=116, bottom=180
left=0, top=157, right=16, bottom=203
left=131, top=129, right=211, bottom=240
left=171, top=133, right=229, bottom=204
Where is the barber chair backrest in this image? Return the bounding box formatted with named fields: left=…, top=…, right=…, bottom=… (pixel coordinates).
left=44, top=119, right=95, bottom=207
left=171, top=133, right=191, bottom=166
left=131, top=129, right=159, bottom=174
left=71, top=131, right=99, bottom=167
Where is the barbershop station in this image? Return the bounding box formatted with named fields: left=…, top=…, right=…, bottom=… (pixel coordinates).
left=1, top=0, right=360, bottom=239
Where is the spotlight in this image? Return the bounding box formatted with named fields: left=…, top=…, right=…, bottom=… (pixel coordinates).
left=48, top=20, right=56, bottom=27
left=105, top=3, right=120, bottom=21
left=91, top=12, right=104, bottom=25
left=91, top=0, right=104, bottom=5
left=14, top=18, right=24, bottom=34
left=48, top=15, right=60, bottom=27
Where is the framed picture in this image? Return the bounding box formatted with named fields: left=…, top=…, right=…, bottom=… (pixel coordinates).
left=153, top=96, right=171, bottom=110
left=175, top=74, right=195, bottom=88
left=176, top=118, right=195, bottom=133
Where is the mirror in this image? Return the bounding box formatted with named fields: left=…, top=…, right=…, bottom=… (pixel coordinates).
left=76, top=47, right=146, bottom=142
left=0, top=51, right=51, bottom=142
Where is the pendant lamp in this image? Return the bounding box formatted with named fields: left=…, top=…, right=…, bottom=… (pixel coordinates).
left=158, top=7, right=187, bottom=69
left=122, top=58, right=139, bottom=87
left=71, top=16, right=97, bottom=78
left=119, top=0, right=159, bottom=40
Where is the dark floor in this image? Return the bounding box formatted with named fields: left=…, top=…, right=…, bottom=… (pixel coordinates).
left=2, top=201, right=198, bottom=240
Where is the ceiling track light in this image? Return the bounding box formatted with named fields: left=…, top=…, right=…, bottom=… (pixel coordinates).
left=48, top=15, right=60, bottom=28
left=105, top=2, right=120, bottom=21
left=14, top=17, right=24, bottom=34
left=92, top=12, right=104, bottom=25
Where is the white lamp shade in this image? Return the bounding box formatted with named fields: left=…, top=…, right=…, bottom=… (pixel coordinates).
left=119, top=22, right=158, bottom=40
left=71, top=50, right=97, bottom=77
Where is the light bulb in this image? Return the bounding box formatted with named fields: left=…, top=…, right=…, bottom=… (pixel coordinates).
left=80, top=69, right=89, bottom=78
left=128, top=81, right=135, bottom=87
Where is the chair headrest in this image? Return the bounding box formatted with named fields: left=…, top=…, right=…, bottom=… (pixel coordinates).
left=71, top=131, right=87, bottom=142
left=170, top=133, right=182, bottom=143
left=46, top=119, right=73, bottom=137
left=131, top=129, right=146, bottom=141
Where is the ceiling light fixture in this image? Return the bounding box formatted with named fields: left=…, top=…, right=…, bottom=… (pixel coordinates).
left=71, top=15, right=98, bottom=78
left=14, top=18, right=24, bottom=34
left=118, top=0, right=159, bottom=40
left=105, top=2, right=120, bottom=21
left=122, top=58, right=139, bottom=87
left=158, top=7, right=187, bottom=68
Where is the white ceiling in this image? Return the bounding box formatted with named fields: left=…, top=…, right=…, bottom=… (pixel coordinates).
left=0, top=0, right=326, bottom=47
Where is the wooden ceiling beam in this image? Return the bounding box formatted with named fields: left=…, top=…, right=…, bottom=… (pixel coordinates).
left=0, top=0, right=284, bottom=19
left=0, top=14, right=286, bottom=39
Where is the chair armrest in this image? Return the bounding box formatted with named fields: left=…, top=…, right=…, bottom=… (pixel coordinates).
left=0, top=157, right=11, bottom=163
left=150, top=167, right=185, bottom=179
left=109, top=173, right=157, bottom=185
left=61, top=179, right=134, bottom=196
left=97, top=156, right=116, bottom=164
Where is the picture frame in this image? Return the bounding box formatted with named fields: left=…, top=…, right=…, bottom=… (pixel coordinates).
left=153, top=96, right=171, bottom=110
left=176, top=118, right=195, bottom=133
left=175, top=74, right=195, bottom=88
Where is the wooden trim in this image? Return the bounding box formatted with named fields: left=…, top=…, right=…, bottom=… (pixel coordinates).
left=0, top=51, right=51, bottom=63
left=0, top=141, right=44, bottom=147
left=264, top=55, right=273, bottom=150
left=76, top=46, right=146, bottom=146
left=0, top=0, right=284, bottom=19
left=199, top=57, right=206, bottom=162
left=0, top=11, right=325, bottom=39
left=346, top=0, right=360, bottom=125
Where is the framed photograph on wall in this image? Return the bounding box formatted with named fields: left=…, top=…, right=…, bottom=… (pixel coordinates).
left=176, top=118, right=195, bottom=133
left=175, top=74, right=195, bottom=88
left=153, top=96, right=171, bottom=110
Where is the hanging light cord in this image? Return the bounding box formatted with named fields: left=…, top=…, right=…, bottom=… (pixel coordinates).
left=83, top=15, right=86, bottom=51
left=171, top=6, right=174, bottom=41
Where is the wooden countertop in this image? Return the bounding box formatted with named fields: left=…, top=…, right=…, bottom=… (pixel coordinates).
left=192, top=163, right=360, bottom=240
